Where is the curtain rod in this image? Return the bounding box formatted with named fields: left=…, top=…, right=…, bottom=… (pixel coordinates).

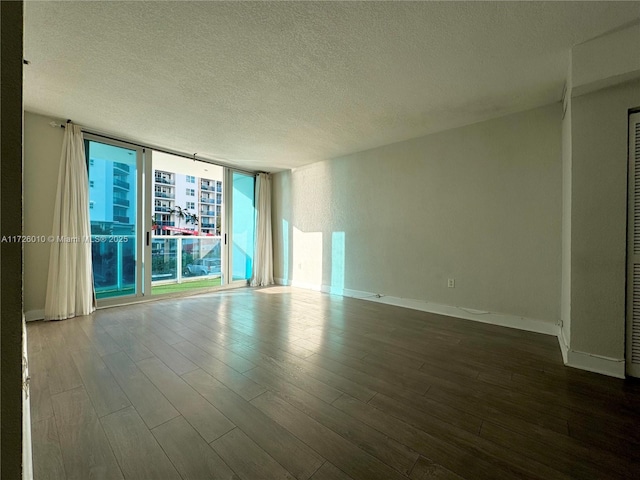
left=49, top=120, right=258, bottom=176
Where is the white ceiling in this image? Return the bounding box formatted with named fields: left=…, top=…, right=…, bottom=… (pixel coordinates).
left=24, top=1, right=640, bottom=171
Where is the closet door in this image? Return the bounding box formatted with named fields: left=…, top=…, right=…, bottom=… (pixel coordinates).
left=627, top=112, right=640, bottom=377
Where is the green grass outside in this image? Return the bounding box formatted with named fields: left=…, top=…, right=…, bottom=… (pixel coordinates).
left=151, top=277, right=222, bottom=296
left=96, top=278, right=222, bottom=299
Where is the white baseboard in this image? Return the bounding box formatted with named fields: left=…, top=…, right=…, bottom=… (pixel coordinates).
left=265, top=279, right=628, bottom=379
left=556, top=330, right=625, bottom=379
left=564, top=349, right=625, bottom=379
left=363, top=293, right=559, bottom=336
left=274, top=278, right=559, bottom=336
left=25, top=309, right=44, bottom=322
left=558, top=326, right=569, bottom=364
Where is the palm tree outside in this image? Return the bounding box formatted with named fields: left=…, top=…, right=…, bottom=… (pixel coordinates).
left=170, top=205, right=187, bottom=228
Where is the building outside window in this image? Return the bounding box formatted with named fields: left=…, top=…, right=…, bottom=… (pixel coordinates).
left=151, top=167, right=223, bottom=237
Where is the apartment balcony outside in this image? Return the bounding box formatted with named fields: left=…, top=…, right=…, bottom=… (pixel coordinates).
left=150, top=236, right=222, bottom=294
left=113, top=215, right=130, bottom=224
left=201, top=196, right=215, bottom=204
left=93, top=234, right=222, bottom=298
left=200, top=182, right=215, bottom=191
left=200, top=223, right=216, bottom=229
left=113, top=162, right=130, bottom=173
left=154, top=206, right=171, bottom=213
left=113, top=197, right=130, bottom=207
left=155, top=176, right=175, bottom=185
left=155, top=191, right=175, bottom=199
left=113, top=179, right=130, bottom=190
left=200, top=210, right=215, bottom=216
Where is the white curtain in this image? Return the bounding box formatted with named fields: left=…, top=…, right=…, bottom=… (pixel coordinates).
left=250, top=173, right=274, bottom=286
left=44, top=124, right=96, bottom=320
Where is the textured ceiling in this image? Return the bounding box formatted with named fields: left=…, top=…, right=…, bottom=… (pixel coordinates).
left=24, top=1, right=640, bottom=171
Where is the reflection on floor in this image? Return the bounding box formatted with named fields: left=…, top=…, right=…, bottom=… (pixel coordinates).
left=28, top=286, right=640, bottom=479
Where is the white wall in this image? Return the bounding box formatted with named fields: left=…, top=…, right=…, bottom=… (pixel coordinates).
left=570, top=79, right=640, bottom=360
left=559, top=21, right=640, bottom=377
left=561, top=66, right=573, bottom=350
left=273, top=104, right=562, bottom=327
left=24, top=111, right=65, bottom=319
left=572, top=21, right=640, bottom=97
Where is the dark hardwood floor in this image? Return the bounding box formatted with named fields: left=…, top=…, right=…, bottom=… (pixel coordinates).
left=27, top=286, right=640, bottom=479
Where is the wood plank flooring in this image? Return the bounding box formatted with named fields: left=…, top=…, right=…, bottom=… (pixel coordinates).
left=28, top=286, right=640, bottom=479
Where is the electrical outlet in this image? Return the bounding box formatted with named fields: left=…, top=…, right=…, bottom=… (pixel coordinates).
left=447, top=278, right=455, bottom=288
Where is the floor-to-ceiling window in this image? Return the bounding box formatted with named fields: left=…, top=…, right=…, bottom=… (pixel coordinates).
left=85, top=137, right=255, bottom=303
left=150, top=151, right=225, bottom=296
left=86, top=139, right=141, bottom=300
left=230, top=171, right=256, bottom=282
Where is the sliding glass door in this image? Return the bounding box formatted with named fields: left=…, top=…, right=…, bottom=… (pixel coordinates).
left=86, top=137, right=256, bottom=304
left=85, top=137, right=143, bottom=300
left=149, top=151, right=226, bottom=295
left=229, top=171, right=256, bottom=283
